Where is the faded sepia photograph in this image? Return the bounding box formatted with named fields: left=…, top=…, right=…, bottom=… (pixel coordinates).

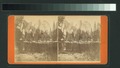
left=15, top=15, right=101, bottom=62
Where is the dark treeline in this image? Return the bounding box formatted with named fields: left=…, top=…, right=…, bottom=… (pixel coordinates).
left=15, top=16, right=100, bottom=43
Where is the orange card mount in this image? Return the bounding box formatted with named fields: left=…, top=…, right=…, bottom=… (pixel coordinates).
left=8, top=15, right=108, bottom=64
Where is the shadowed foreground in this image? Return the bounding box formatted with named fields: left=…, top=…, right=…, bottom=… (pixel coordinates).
left=15, top=42, right=100, bottom=61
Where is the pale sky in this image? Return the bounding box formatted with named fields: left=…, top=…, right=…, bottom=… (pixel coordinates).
left=16, top=15, right=100, bottom=33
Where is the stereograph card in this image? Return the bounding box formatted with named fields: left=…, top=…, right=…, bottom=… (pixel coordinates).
left=8, top=15, right=108, bottom=64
